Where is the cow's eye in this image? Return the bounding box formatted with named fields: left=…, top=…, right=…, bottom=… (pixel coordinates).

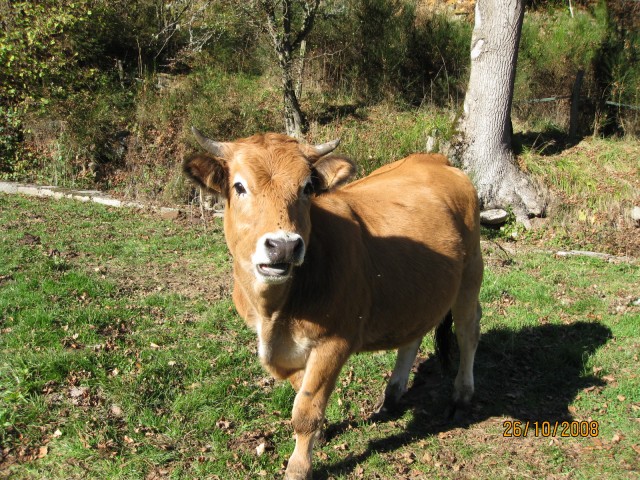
left=233, top=182, right=247, bottom=196
left=302, top=181, right=314, bottom=196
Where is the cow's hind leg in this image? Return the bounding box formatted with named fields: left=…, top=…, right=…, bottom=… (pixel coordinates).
left=451, top=254, right=483, bottom=409
left=452, top=301, right=481, bottom=408
left=375, top=337, right=422, bottom=413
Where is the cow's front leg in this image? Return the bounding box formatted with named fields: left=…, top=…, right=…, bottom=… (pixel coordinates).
left=285, top=339, right=350, bottom=480
left=288, top=370, right=304, bottom=392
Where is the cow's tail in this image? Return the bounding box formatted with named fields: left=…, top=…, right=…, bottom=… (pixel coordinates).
left=434, top=310, right=454, bottom=372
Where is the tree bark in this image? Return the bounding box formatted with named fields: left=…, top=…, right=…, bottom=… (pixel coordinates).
left=455, top=0, right=547, bottom=226
left=261, top=0, right=319, bottom=139
left=283, top=71, right=306, bottom=138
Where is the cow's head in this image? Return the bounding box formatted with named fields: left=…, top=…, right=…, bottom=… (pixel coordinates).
left=184, top=128, right=355, bottom=286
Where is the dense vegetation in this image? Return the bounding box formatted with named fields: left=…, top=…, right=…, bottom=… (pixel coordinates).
left=0, top=0, right=638, bottom=201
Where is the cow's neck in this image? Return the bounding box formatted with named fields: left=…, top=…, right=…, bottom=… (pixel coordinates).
left=234, top=265, right=293, bottom=321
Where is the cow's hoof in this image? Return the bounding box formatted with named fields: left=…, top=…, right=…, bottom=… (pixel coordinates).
left=373, top=383, right=405, bottom=415
left=284, top=458, right=312, bottom=480
left=373, top=395, right=396, bottom=417
left=445, top=402, right=472, bottom=425
left=284, top=466, right=312, bottom=480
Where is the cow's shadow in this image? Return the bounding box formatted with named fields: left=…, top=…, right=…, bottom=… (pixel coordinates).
left=317, top=321, right=612, bottom=479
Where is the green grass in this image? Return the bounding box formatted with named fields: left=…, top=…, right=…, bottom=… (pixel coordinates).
left=1, top=194, right=639, bottom=479
left=519, top=137, right=640, bottom=255
left=307, top=103, right=456, bottom=177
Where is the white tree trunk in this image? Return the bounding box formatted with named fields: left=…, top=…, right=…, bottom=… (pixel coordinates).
left=457, top=0, right=546, bottom=226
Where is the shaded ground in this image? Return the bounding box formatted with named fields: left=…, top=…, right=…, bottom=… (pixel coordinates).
left=315, top=322, right=620, bottom=479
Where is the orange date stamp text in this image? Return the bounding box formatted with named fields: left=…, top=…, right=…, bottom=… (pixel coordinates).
left=503, top=420, right=599, bottom=438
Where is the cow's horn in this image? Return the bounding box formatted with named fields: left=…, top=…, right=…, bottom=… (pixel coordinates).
left=192, top=126, right=225, bottom=158
left=313, top=138, right=340, bottom=157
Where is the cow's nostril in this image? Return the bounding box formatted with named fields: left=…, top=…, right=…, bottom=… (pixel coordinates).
left=293, top=238, right=304, bottom=258
left=264, top=237, right=283, bottom=262
left=265, top=238, right=280, bottom=251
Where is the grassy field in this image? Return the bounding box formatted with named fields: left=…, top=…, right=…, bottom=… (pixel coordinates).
left=1, top=160, right=639, bottom=478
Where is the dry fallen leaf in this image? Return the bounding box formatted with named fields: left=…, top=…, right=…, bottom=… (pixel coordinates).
left=402, top=452, right=416, bottom=464
left=216, top=420, right=233, bottom=431
left=69, top=386, right=88, bottom=398
left=37, top=445, right=48, bottom=459
left=421, top=452, right=433, bottom=464
left=611, top=433, right=624, bottom=444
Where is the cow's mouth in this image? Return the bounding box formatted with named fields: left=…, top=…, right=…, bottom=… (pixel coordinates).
left=257, top=262, right=293, bottom=279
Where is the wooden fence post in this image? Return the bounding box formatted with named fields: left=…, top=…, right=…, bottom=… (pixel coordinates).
left=569, top=69, right=585, bottom=142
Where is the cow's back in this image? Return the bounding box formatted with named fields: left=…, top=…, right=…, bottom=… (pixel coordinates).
left=316, top=154, right=480, bottom=350
left=342, top=154, right=479, bottom=257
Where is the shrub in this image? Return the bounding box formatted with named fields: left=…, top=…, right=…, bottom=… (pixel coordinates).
left=0, top=107, right=25, bottom=178
left=0, top=1, right=95, bottom=179
left=515, top=5, right=609, bottom=132
left=401, top=12, right=472, bottom=107
left=112, top=69, right=282, bottom=202
left=593, top=1, right=640, bottom=136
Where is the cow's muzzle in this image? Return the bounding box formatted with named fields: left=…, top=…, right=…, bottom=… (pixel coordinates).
left=252, top=232, right=305, bottom=284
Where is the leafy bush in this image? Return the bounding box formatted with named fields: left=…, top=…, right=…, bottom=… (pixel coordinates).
left=0, top=1, right=94, bottom=106
left=401, top=13, right=472, bottom=107
left=1, top=0, right=638, bottom=199
left=305, top=1, right=472, bottom=108
left=0, top=107, right=25, bottom=177
left=307, top=0, right=413, bottom=100
left=515, top=3, right=640, bottom=136
left=593, top=1, right=640, bottom=136
left=515, top=5, right=609, bottom=131
left=0, top=1, right=94, bottom=179
left=519, top=6, right=608, bottom=89
left=0, top=0, right=254, bottom=185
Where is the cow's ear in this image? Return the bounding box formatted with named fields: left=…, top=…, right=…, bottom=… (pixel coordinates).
left=183, top=154, right=228, bottom=196
left=312, top=155, right=356, bottom=193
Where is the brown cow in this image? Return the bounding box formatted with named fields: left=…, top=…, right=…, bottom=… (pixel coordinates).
left=184, top=128, right=483, bottom=480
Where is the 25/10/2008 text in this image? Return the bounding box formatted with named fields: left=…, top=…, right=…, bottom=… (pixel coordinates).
left=503, top=420, right=599, bottom=437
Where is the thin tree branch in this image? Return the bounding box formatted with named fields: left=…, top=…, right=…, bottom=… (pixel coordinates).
left=293, top=0, right=320, bottom=49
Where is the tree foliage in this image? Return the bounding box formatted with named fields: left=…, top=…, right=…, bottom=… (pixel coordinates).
left=1, top=2, right=87, bottom=171
left=0, top=0, right=638, bottom=190
left=0, top=0, right=238, bottom=177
